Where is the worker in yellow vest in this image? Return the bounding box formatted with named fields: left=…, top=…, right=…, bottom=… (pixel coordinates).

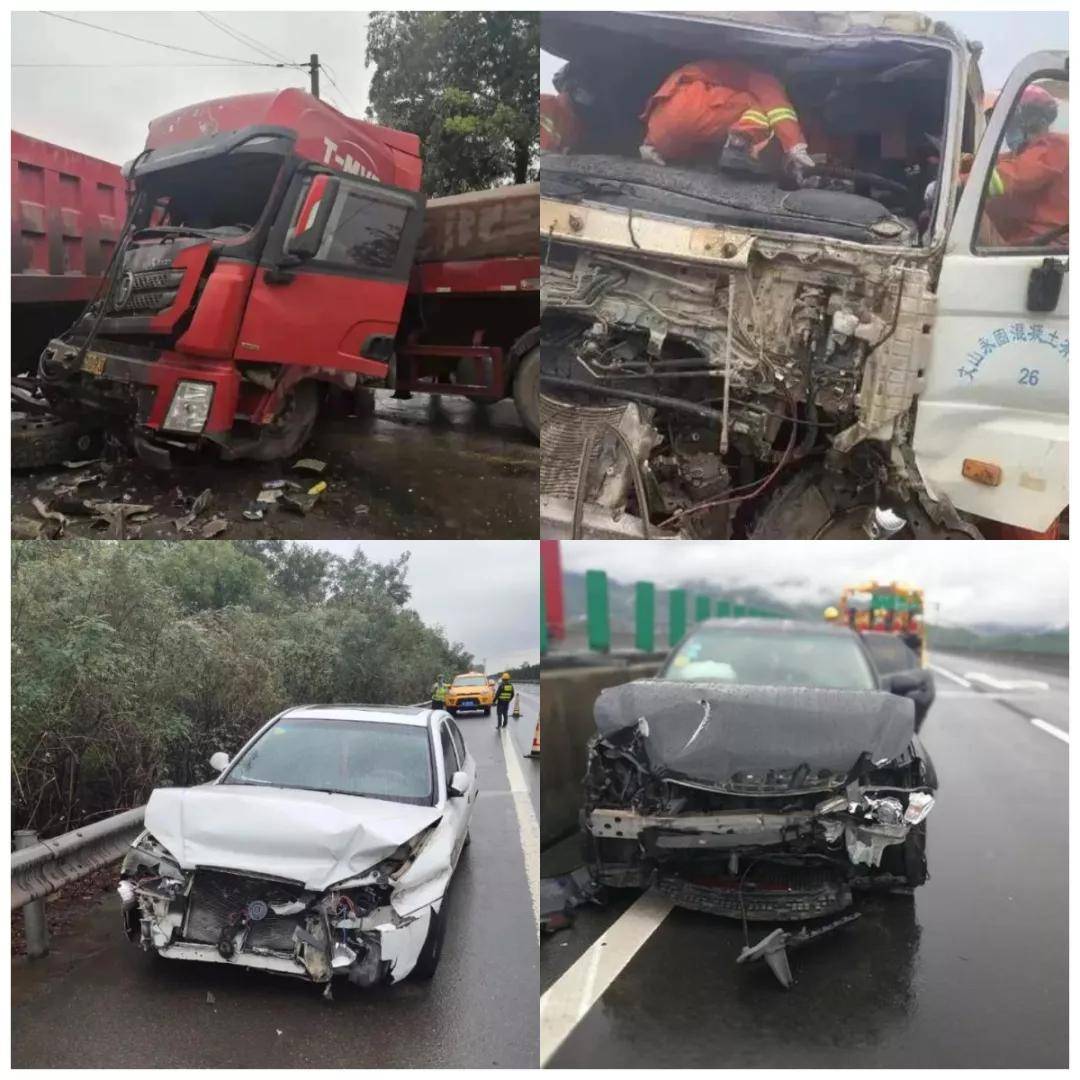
left=495, top=672, right=515, bottom=731
left=430, top=676, right=448, bottom=711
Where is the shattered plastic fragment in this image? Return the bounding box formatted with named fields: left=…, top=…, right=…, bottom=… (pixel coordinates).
left=905, top=791, right=935, bottom=825
left=201, top=518, right=228, bottom=538
left=308, top=480, right=328, bottom=496
left=190, top=488, right=213, bottom=517
left=293, top=458, right=327, bottom=475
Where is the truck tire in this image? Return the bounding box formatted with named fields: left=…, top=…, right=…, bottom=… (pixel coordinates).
left=12, top=414, right=102, bottom=470
left=512, top=345, right=539, bottom=441
left=229, top=381, right=320, bottom=462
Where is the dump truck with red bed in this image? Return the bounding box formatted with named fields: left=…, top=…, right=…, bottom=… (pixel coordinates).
left=21, top=89, right=538, bottom=467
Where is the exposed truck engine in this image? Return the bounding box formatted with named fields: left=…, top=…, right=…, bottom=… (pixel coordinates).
left=539, top=12, right=1069, bottom=539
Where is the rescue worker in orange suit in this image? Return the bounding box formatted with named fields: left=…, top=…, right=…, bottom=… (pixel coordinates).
left=980, top=84, right=1068, bottom=246
left=540, top=91, right=584, bottom=153
left=495, top=672, right=515, bottom=730
left=639, top=59, right=815, bottom=183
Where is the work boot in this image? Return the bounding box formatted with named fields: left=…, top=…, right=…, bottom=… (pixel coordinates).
left=719, top=132, right=765, bottom=176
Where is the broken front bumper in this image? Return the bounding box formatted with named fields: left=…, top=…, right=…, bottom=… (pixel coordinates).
left=121, top=865, right=435, bottom=988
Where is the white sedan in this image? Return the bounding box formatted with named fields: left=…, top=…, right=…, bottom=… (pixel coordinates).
left=118, top=705, right=477, bottom=991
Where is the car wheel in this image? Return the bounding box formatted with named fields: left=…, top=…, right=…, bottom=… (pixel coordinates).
left=903, top=822, right=928, bottom=886
left=411, top=905, right=447, bottom=981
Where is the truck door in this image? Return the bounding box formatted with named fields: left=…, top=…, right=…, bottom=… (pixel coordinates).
left=236, top=169, right=425, bottom=376
left=912, top=51, right=1068, bottom=533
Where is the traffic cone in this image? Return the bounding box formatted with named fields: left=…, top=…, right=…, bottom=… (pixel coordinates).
left=512, top=695, right=521, bottom=719
left=526, top=718, right=540, bottom=758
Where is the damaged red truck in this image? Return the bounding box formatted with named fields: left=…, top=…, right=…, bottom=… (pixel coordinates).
left=19, top=89, right=539, bottom=467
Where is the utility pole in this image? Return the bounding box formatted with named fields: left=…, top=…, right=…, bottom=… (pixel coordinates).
left=309, top=53, right=320, bottom=98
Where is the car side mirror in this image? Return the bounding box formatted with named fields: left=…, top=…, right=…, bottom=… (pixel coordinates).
left=209, top=751, right=230, bottom=773
left=284, top=173, right=339, bottom=261
left=449, top=770, right=469, bottom=798
left=886, top=671, right=925, bottom=697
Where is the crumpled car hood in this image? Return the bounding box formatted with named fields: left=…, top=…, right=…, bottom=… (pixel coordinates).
left=143, top=784, right=443, bottom=891
left=594, top=680, right=915, bottom=792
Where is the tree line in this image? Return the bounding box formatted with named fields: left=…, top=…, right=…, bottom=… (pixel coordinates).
left=11, top=541, right=473, bottom=837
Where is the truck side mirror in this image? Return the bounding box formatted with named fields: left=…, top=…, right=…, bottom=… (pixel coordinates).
left=285, top=174, right=339, bottom=261
left=209, top=751, right=230, bottom=773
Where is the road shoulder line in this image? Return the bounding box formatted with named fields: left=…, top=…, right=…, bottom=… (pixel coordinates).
left=499, top=727, right=540, bottom=932
left=540, top=890, right=674, bottom=1066
left=930, top=663, right=972, bottom=688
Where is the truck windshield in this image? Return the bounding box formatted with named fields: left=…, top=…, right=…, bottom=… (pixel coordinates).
left=661, top=626, right=877, bottom=691
left=135, top=150, right=283, bottom=237
left=223, top=717, right=434, bottom=806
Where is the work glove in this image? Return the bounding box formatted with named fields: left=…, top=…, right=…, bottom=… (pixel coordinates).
left=639, top=143, right=666, bottom=166
left=782, top=143, right=816, bottom=188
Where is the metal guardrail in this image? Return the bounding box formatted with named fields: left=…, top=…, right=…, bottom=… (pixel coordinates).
left=12, top=807, right=146, bottom=956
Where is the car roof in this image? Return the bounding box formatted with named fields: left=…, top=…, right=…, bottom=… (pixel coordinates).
left=280, top=705, right=434, bottom=728
left=694, top=617, right=856, bottom=636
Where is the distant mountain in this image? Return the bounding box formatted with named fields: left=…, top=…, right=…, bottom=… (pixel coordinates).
left=560, top=571, right=1067, bottom=656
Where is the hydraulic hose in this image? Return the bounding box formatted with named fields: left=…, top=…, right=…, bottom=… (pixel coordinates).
left=541, top=374, right=728, bottom=426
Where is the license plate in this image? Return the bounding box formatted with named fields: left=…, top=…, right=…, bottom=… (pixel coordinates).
left=462, top=699, right=477, bottom=708
left=82, top=351, right=107, bottom=376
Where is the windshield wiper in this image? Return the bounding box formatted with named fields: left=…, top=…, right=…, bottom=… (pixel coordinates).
left=133, top=225, right=215, bottom=239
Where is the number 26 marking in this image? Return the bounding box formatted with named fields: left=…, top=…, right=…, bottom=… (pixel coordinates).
left=1018, top=368, right=1040, bottom=386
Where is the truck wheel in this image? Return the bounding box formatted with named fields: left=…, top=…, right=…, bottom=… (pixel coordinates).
left=512, top=345, right=539, bottom=441
left=232, top=381, right=320, bottom=462
left=411, top=905, right=447, bottom=980
left=12, top=414, right=102, bottom=470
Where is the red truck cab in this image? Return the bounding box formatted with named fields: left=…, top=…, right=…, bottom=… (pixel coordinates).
left=37, top=89, right=538, bottom=463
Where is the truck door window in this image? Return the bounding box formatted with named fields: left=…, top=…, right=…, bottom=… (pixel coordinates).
left=316, top=183, right=412, bottom=273
left=973, top=76, right=1068, bottom=253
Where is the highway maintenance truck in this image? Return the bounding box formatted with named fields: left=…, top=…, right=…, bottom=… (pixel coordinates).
left=15, top=89, right=538, bottom=468
left=832, top=580, right=926, bottom=658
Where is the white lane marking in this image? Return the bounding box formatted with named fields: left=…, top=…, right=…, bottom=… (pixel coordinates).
left=930, top=664, right=972, bottom=688
left=540, top=890, right=674, bottom=1066
left=965, top=672, right=1050, bottom=692
left=1029, top=717, right=1069, bottom=743
left=499, top=726, right=539, bottom=933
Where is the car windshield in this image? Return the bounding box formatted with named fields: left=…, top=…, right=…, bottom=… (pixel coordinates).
left=223, top=717, right=434, bottom=806
left=661, top=625, right=877, bottom=690
left=454, top=676, right=487, bottom=687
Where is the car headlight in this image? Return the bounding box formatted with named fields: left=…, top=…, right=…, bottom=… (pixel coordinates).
left=163, top=380, right=214, bottom=433
left=121, top=830, right=183, bottom=880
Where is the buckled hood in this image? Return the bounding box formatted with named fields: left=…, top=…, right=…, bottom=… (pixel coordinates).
left=594, top=679, right=915, bottom=793
left=144, top=784, right=443, bottom=891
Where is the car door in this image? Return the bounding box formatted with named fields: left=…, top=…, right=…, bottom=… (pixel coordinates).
left=438, top=720, right=473, bottom=864
left=446, top=717, right=478, bottom=829
left=913, top=51, right=1068, bottom=533
left=236, top=168, right=425, bottom=375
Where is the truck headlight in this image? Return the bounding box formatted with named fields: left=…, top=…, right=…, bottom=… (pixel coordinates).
left=163, top=380, right=214, bottom=433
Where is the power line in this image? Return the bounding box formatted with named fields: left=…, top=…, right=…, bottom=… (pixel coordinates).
left=15, top=62, right=281, bottom=69
left=320, top=63, right=358, bottom=114
left=211, top=13, right=292, bottom=64
left=198, top=12, right=290, bottom=66
left=41, top=11, right=294, bottom=68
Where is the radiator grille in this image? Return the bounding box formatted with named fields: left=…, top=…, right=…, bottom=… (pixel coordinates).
left=184, top=869, right=306, bottom=953
left=540, top=395, right=650, bottom=502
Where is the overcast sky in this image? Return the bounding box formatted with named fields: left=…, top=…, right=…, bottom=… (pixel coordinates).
left=12, top=12, right=374, bottom=162
left=306, top=541, right=539, bottom=670
left=541, top=11, right=1068, bottom=91
left=558, top=541, right=1069, bottom=630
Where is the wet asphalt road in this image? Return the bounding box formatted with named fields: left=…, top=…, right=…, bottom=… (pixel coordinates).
left=540, top=651, right=1068, bottom=1068
left=12, top=700, right=541, bottom=1069
left=12, top=393, right=538, bottom=540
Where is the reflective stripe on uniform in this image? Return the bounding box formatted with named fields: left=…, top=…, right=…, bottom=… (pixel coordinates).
left=988, top=168, right=1006, bottom=197
left=766, top=106, right=798, bottom=125
left=738, top=109, right=770, bottom=128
